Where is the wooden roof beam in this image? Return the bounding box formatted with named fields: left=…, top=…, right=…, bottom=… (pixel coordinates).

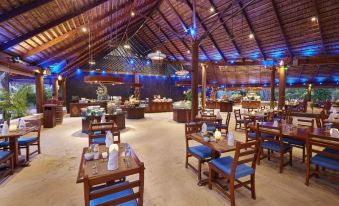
left=0, top=0, right=110, bottom=50
left=166, top=59, right=262, bottom=66
left=313, top=0, right=327, bottom=54
left=208, top=0, right=242, bottom=57
left=0, top=0, right=53, bottom=24
left=144, top=24, right=179, bottom=61
left=236, top=0, right=266, bottom=59
left=270, top=0, right=293, bottom=57
left=295, top=55, right=339, bottom=65
left=148, top=17, right=189, bottom=61
left=185, top=0, right=227, bottom=62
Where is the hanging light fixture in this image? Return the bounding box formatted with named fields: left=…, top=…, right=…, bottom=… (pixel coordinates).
left=147, top=50, right=166, bottom=60
left=88, top=26, right=95, bottom=65
left=175, top=65, right=189, bottom=76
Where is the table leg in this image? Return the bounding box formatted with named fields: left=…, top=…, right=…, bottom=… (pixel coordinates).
left=9, top=137, right=19, bottom=168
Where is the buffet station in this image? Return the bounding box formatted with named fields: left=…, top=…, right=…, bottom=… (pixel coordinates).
left=206, top=101, right=233, bottom=112
left=172, top=101, right=192, bottom=123
left=144, top=95, right=173, bottom=113
left=122, top=96, right=148, bottom=119
left=70, top=100, right=107, bottom=117
left=241, top=92, right=261, bottom=109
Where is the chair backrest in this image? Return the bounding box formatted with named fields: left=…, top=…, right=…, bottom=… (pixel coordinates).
left=84, top=163, right=145, bottom=206
left=89, top=122, right=116, bottom=133
left=88, top=131, right=120, bottom=146
left=234, top=109, right=242, bottom=120
left=296, top=118, right=314, bottom=129
left=200, top=114, right=217, bottom=125
left=225, top=112, right=231, bottom=128
left=185, top=122, right=202, bottom=138
left=25, top=119, right=42, bottom=138
left=231, top=141, right=259, bottom=178
left=257, top=123, right=282, bottom=142
left=306, top=133, right=339, bottom=164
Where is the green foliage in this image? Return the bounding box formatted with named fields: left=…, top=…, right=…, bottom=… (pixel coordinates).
left=285, top=88, right=307, bottom=100
left=0, top=86, right=30, bottom=119
left=183, top=89, right=192, bottom=101
left=312, top=88, right=332, bottom=102
left=44, top=86, right=53, bottom=101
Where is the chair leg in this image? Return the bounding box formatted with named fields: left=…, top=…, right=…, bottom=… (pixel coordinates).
left=208, top=166, right=213, bottom=190
left=198, top=160, right=202, bottom=182
left=302, top=146, right=305, bottom=163
left=10, top=156, right=14, bottom=175
left=26, top=144, right=30, bottom=162
left=289, top=149, right=293, bottom=167
left=250, top=174, right=256, bottom=200
left=267, top=150, right=271, bottom=161
left=315, top=165, right=319, bottom=178
left=279, top=152, right=284, bottom=173
left=305, top=163, right=310, bottom=186
left=229, top=179, right=236, bottom=206
left=185, top=153, right=188, bottom=168
left=38, top=141, right=41, bottom=154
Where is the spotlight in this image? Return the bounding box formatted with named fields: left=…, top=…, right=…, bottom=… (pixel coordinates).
left=89, top=60, right=96, bottom=65
left=311, top=16, right=317, bottom=22
left=249, top=33, right=254, bottom=39
left=123, top=44, right=131, bottom=49
left=279, top=60, right=284, bottom=66
left=209, top=7, right=215, bottom=13
left=81, top=27, right=87, bottom=32
left=131, top=11, right=135, bottom=17
left=57, top=75, right=62, bottom=81
left=186, top=50, right=190, bottom=54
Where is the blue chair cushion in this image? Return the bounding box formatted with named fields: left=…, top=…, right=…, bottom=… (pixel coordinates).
left=0, top=140, right=9, bottom=147
left=207, top=126, right=216, bottom=131
left=248, top=132, right=274, bottom=139
left=237, top=119, right=245, bottom=123
left=283, top=138, right=305, bottom=146
left=261, top=141, right=291, bottom=152
left=323, top=148, right=339, bottom=155
left=90, top=181, right=137, bottom=206
left=210, top=156, right=254, bottom=179
left=311, top=154, right=339, bottom=171
left=92, top=137, right=105, bottom=144
left=189, top=145, right=212, bottom=159
left=0, top=150, right=11, bottom=160
left=93, top=131, right=102, bottom=135
left=18, top=137, right=37, bottom=145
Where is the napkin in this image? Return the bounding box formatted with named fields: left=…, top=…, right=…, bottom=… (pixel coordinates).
left=1, top=121, right=9, bottom=135
left=18, top=119, right=26, bottom=130
left=330, top=107, right=338, bottom=114
left=216, top=111, right=221, bottom=118
left=107, top=144, right=119, bottom=171
left=327, top=113, right=335, bottom=120
left=100, top=114, right=106, bottom=123
left=227, top=133, right=234, bottom=146
left=201, top=123, right=207, bottom=134
left=273, top=120, right=279, bottom=127
left=330, top=128, right=339, bottom=138
left=105, top=131, right=113, bottom=148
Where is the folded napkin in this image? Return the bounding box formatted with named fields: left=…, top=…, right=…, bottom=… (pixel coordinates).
left=1, top=121, right=9, bottom=135
left=273, top=120, right=279, bottom=127
left=330, top=128, right=339, bottom=138
left=227, top=133, right=234, bottom=146
left=327, top=113, right=335, bottom=120
left=201, top=123, right=207, bottom=134
left=18, top=119, right=26, bottom=130
left=100, top=114, right=106, bottom=123
left=330, top=107, right=338, bottom=114
left=105, top=131, right=113, bottom=148
left=107, top=144, right=119, bottom=171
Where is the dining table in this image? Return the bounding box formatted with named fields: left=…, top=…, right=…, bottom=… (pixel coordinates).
left=195, top=114, right=223, bottom=125
left=0, top=126, right=37, bottom=167
left=76, top=143, right=142, bottom=184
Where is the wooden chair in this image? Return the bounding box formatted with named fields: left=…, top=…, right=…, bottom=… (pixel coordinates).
left=234, top=109, right=245, bottom=130
left=88, top=131, right=120, bottom=146
left=84, top=162, right=144, bottom=206
left=0, top=150, right=14, bottom=182
left=185, top=122, right=212, bottom=185
left=219, top=112, right=231, bottom=135
left=208, top=141, right=259, bottom=206
left=244, top=117, right=256, bottom=143
left=284, top=118, right=314, bottom=162
left=201, top=109, right=214, bottom=116
left=306, top=133, right=339, bottom=186
left=257, top=123, right=292, bottom=173
left=200, top=114, right=218, bottom=132
left=18, top=120, right=42, bottom=162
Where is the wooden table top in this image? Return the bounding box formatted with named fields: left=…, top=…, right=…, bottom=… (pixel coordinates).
left=90, top=124, right=114, bottom=132
left=324, top=119, right=339, bottom=124
left=76, top=144, right=141, bottom=183
left=242, top=111, right=269, bottom=118
left=0, top=127, right=37, bottom=138
left=249, top=122, right=332, bottom=141
left=188, top=133, right=237, bottom=153
left=195, top=114, right=223, bottom=121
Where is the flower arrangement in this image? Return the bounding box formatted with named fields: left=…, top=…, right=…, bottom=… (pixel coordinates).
left=183, top=89, right=192, bottom=101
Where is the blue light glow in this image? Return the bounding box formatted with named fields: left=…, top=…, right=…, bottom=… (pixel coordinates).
left=146, top=60, right=151, bottom=65
left=129, top=59, right=135, bottom=65
left=89, top=70, right=95, bottom=75
left=230, top=60, right=235, bottom=64
left=300, top=45, right=320, bottom=56
left=249, top=51, right=260, bottom=60
left=271, top=50, right=284, bottom=58
left=262, top=60, right=275, bottom=67
left=189, top=28, right=196, bottom=37
left=76, top=68, right=81, bottom=74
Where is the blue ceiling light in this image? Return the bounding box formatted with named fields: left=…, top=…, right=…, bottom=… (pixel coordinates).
left=230, top=60, right=235, bottom=64
left=76, top=68, right=81, bottom=74
left=146, top=59, right=151, bottom=65
left=189, top=27, right=196, bottom=37
left=319, top=82, right=323, bottom=85
left=303, top=82, right=306, bottom=86
left=129, top=59, right=135, bottom=65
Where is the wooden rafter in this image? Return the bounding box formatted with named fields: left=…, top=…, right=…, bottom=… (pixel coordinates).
left=208, top=0, right=242, bottom=57
left=236, top=0, right=266, bottom=59
left=144, top=24, right=178, bottom=61
left=185, top=0, right=227, bottom=62
left=270, top=0, right=293, bottom=57
left=164, top=0, right=211, bottom=61
left=0, top=0, right=110, bottom=51
left=0, top=0, right=53, bottom=24
left=148, top=17, right=189, bottom=61
left=313, top=0, right=327, bottom=54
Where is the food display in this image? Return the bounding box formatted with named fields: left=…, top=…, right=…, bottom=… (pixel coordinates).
left=172, top=101, right=192, bottom=123
left=172, top=101, right=191, bottom=109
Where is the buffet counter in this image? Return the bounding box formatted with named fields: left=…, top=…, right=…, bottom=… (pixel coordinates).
left=81, top=113, right=125, bottom=133
left=242, top=100, right=261, bottom=109
left=125, top=107, right=146, bottom=119
left=70, top=102, right=107, bottom=117
left=145, top=102, right=173, bottom=113
left=206, top=101, right=233, bottom=112
left=173, top=108, right=191, bottom=123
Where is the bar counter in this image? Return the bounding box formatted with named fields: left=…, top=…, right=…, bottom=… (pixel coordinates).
left=144, top=102, right=173, bottom=113
left=70, top=102, right=107, bottom=117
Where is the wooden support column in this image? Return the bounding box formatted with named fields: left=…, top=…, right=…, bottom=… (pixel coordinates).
left=134, top=72, right=140, bottom=100
left=35, top=73, right=44, bottom=113
left=307, top=84, right=312, bottom=101
left=61, top=80, right=67, bottom=106
left=191, top=41, right=199, bottom=120
left=201, top=63, right=207, bottom=110
left=53, top=77, right=59, bottom=98
left=270, top=66, right=276, bottom=107
left=278, top=66, right=286, bottom=109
